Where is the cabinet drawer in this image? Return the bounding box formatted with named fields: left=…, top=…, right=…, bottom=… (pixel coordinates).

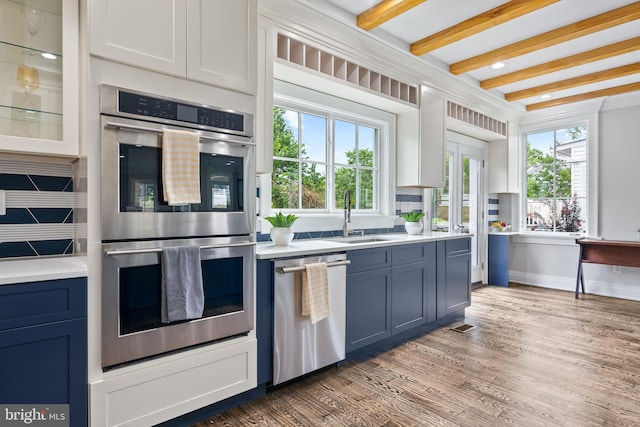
left=347, top=247, right=391, bottom=274
left=446, top=237, right=471, bottom=256
left=392, top=242, right=436, bottom=266
left=0, top=278, right=87, bottom=331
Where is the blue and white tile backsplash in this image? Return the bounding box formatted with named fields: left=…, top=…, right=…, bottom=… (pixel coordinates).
left=0, top=159, right=74, bottom=259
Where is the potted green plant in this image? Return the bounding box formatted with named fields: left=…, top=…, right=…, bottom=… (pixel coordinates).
left=264, top=212, right=299, bottom=246
left=400, top=212, right=425, bottom=235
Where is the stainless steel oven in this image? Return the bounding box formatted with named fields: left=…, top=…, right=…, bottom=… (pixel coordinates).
left=99, top=85, right=256, bottom=369
left=101, top=236, right=255, bottom=369
left=100, top=85, right=255, bottom=241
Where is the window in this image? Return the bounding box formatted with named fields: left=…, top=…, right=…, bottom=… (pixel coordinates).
left=271, top=104, right=381, bottom=213
left=525, top=124, right=587, bottom=233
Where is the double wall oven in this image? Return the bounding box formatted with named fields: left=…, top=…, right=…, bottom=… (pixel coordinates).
left=100, top=85, right=255, bottom=369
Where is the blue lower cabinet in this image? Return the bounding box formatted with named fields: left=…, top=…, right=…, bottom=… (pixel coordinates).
left=0, top=278, right=87, bottom=427
left=488, top=234, right=509, bottom=287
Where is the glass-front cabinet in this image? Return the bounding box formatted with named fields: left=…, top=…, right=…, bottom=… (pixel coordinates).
left=0, top=0, right=78, bottom=157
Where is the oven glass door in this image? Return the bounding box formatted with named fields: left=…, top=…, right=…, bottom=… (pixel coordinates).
left=119, top=254, right=245, bottom=335
left=102, top=237, right=255, bottom=368
left=101, top=116, right=255, bottom=240
left=119, top=144, right=245, bottom=213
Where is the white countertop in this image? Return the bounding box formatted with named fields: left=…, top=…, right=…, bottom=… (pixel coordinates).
left=256, top=232, right=471, bottom=259
left=0, top=256, right=88, bottom=285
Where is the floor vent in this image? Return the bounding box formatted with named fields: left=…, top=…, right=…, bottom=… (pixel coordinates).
left=451, top=324, right=475, bottom=333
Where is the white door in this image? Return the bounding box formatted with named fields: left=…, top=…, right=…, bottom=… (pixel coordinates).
left=432, top=133, right=486, bottom=283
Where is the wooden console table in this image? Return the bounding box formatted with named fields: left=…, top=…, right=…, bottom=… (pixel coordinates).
left=575, top=238, right=640, bottom=298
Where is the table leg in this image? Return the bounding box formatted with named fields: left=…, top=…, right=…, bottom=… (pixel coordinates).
left=576, top=245, right=585, bottom=299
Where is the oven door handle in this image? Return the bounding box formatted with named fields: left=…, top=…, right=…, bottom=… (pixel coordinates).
left=104, top=241, right=256, bottom=256
left=104, top=121, right=256, bottom=146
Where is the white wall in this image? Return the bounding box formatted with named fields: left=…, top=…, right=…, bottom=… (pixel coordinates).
left=510, top=104, right=640, bottom=301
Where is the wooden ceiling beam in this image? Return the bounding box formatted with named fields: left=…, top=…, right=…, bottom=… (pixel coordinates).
left=525, top=81, right=640, bottom=111
left=450, top=2, right=640, bottom=75
left=506, top=63, right=640, bottom=101
left=410, top=0, right=559, bottom=56
left=481, top=37, right=640, bottom=90
left=357, top=0, right=427, bottom=31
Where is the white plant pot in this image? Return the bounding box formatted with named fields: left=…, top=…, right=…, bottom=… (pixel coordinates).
left=270, top=227, right=294, bottom=246
left=404, top=221, right=423, bottom=235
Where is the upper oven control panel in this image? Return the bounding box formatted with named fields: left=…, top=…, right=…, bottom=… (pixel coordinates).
left=100, top=85, right=254, bottom=138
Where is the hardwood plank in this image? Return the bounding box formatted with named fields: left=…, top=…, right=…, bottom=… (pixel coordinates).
left=193, top=284, right=640, bottom=426
left=526, top=81, right=640, bottom=111
left=410, top=0, right=559, bottom=56
left=505, top=62, right=640, bottom=101
left=480, top=37, right=640, bottom=89
left=450, top=2, right=640, bottom=75
left=357, top=0, right=427, bottom=31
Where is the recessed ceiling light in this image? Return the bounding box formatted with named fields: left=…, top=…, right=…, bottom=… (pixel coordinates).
left=540, top=94, right=552, bottom=99
left=41, top=52, right=56, bottom=60
left=491, top=61, right=506, bottom=70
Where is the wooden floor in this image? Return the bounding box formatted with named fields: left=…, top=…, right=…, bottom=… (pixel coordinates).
left=193, top=284, right=640, bottom=426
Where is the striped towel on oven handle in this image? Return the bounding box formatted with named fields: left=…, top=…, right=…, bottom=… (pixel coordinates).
left=162, top=128, right=201, bottom=206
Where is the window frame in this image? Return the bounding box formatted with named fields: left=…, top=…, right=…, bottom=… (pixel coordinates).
left=261, top=80, right=396, bottom=232
left=520, top=111, right=599, bottom=238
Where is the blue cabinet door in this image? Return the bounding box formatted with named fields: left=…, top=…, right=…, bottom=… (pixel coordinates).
left=0, top=318, right=87, bottom=427
left=346, top=268, right=392, bottom=353
left=391, top=263, right=428, bottom=333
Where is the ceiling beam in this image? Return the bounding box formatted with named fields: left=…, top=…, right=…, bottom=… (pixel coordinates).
left=506, top=63, right=640, bottom=101
left=450, top=2, right=640, bottom=75
left=525, top=82, right=640, bottom=111
left=481, top=37, right=640, bottom=90
left=410, top=0, right=559, bottom=56
left=357, top=0, right=427, bottom=31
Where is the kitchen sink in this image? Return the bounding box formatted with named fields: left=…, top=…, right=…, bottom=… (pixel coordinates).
left=327, top=236, right=399, bottom=244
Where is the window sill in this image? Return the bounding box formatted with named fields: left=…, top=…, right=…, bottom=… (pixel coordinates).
left=258, top=214, right=397, bottom=233
left=513, top=232, right=590, bottom=246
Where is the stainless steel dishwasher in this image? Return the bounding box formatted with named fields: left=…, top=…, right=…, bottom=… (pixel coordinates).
left=272, top=253, right=348, bottom=385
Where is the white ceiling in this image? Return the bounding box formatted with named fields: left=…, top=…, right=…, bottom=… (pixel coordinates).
left=304, top=0, right=640, bottom=111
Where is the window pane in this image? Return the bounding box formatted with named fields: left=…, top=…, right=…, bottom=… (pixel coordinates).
left=272, top=159, right=298, bottom=209
left=358, top=169, right=375, bottom=210
left=301, top=113, right=326, bottom=162
left=301, top=163, right=326, bottom=209
left=527, top=130, right=554, bottom=161
left=432, top=153, right=450, bottom=232
left=359, top=126, right=376, bottom=167
left=273, top=107, right=299, bottom=159
left=334, top=166, right=355, bottom=209
left=335, top=120, right=356, bottom=165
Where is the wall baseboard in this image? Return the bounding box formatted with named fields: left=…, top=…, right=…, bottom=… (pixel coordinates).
left=508, top=271, right=640, bottom=302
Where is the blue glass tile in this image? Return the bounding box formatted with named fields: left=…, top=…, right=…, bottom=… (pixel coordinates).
left=30, top=175, right=73, bottom=192
left=30, top=208, right=72, bottom=224
left=393, top=224, right=405, bottom=233
left=488, top=198, right=500, bottom=204
left=0, top=242, right=37, bottom=258
left=30, top=239, right=73, bottom=256
left=395, top=194, right=422, bottom=202
left=256, top=233, right=270, bottom=242
left=0, top=208, right=37, bottom=224
left=0, top=174, right=36, bottom=190
left=64, top=210, right=74, bottom=224
left=488, top=210, right=499, bottom=215
left=308, top=231, right=323, bottom=239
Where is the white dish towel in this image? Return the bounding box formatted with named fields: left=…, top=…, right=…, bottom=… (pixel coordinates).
left=301, top=262, right=330, bottom=324
left=162, top=128, right=201, bottom=206
left=161, top=245, right=205, bottom=323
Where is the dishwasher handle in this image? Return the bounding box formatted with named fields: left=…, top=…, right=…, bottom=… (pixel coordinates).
left=276, top=260, right=350, bottom=274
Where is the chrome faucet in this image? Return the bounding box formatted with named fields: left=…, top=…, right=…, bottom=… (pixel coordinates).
left=342, top=189, right=351, bottom=238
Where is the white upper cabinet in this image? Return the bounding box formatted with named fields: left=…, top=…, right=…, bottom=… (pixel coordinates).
left=89, top=0, right=257, bottom=95
left=397, top=87, right=446, bottom=188
left=0, top=0, right=79, bottom=158
left=488, top=122, right=521, bottom=193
